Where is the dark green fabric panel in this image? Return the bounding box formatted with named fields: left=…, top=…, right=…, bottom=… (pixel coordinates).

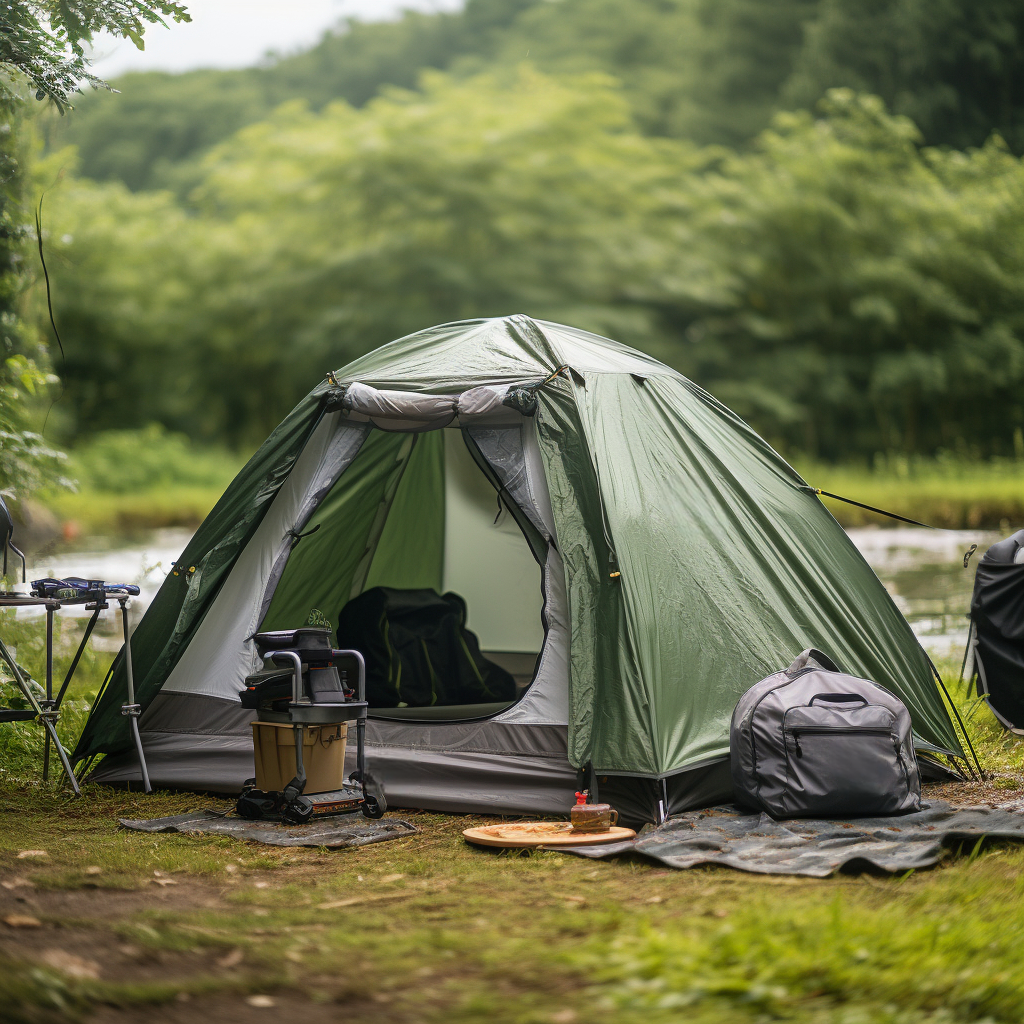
left=573, top=373, right=961, bottom=775
left=535, top=383, right=644, bottom=771
left=364, top=430, right=445, bottom=593
left=73, top=386, right=332, bottom=762
left=260, top=429, right=414, bottom=633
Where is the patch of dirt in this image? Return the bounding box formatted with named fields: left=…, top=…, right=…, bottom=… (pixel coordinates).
left=924, top=772, right=1024, bottom=807
left=0, top=880, right=236, bottom=987
left=88, top=994, right=389, bottom=1024
left=1, top=876, right=228, bottom=923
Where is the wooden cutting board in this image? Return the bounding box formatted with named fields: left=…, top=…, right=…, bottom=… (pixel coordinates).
left=463, top=822, right=636, bottom=848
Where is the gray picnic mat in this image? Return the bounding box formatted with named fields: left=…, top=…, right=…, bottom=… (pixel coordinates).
left=119, top=810, right=418, bottom=848
left=555, top=800, right=1024, bottom=876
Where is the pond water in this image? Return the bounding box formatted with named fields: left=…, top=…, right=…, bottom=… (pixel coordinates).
left=12, top=525, right=999, bottom=660
left=848, top=527, right=997, bottom=659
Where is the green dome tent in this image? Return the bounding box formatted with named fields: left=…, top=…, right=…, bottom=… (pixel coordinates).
left=76, top=315, right=965, bottom=821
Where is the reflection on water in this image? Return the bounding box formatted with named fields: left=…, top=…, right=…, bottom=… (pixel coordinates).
left=848, top=528, right=998, bottom=658
left=15, top=529, right=195, bottom=645
left=7, top=526, right=999, bottom=660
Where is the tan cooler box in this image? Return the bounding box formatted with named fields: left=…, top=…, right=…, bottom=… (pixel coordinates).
left=251, top=721, right=347, bottom=794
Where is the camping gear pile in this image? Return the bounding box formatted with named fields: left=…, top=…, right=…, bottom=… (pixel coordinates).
left=71, top=315, right=969, bottom=824
left=235, top=627, right=384, bottom=823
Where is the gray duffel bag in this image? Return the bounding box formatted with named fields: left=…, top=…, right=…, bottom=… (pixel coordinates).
left=731, top=649, right=922, bottom=818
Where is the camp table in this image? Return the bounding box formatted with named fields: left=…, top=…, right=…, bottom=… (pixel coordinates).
left=0, top=584, right=150, bottom=795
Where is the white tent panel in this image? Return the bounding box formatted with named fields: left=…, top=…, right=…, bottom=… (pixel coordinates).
left=160, top=414, right=366, bottom=701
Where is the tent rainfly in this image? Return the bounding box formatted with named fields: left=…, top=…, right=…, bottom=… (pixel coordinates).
left=75, top=316, right=966, bottom=822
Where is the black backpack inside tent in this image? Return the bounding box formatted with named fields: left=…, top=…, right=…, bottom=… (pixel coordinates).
left=968, top=528, right=1024, bottom=733
left=336, top=587, right=517, bottom=711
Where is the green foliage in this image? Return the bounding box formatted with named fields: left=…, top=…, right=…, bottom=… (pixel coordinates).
left=784, top=0, right=1024, bottom=152
left=0, top=92, right=67, bottom=497
left=49, top=0, right=540, bottom=190
left=24, top=0, right=1024, bottom=464
left=65, top=423, right=241, bottom=493
left=56, top=69, right=274, bottom=192
left=487, top=0, right=818, bottom=145
left=42, top=0, right=1024, bottom=192
left=0, top=0, right=190, bottom=112
left=45, top=70, right=686, bottom=445
left=47, top=0, right=822, bottom=188
left=42, top=74, right=1024, bottom=462
left=665, top=90, right=1024, bottom=459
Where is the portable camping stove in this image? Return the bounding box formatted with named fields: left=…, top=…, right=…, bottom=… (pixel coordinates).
left=235, top=628, right=386, bottom=825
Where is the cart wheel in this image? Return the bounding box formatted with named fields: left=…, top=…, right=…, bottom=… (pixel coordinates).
left=361, top=794, right=385, bottom=819
left=282, top=795, right=314, bottom=825
left=242, top=777, right=257, bottom=788
left=237, top=789, right=269, bottom=820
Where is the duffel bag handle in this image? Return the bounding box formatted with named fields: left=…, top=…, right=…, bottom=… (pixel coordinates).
left=786, top=648, right=840, bottom=676
left=809, top=692, right=868, bottom=707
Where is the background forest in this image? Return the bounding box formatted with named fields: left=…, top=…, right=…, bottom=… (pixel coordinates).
left=7, top=0, right=1024, bottom=501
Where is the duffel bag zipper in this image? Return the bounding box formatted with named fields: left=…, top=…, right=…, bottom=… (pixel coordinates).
left=790, top=727, right=891, bottom=758
left=892, top=735, right=911, bottom=791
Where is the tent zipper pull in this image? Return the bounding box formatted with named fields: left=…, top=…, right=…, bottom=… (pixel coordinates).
left=793, top=732, right=803, bottom=758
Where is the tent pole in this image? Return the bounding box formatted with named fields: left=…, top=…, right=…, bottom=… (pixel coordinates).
left=588, top=762, right=598, bottom=804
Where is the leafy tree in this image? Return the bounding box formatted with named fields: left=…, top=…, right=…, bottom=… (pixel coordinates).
left=45, top=70, right=686, bottom=444
left=0, top=0, right=190, bottom=112
left=44, top=74, right=1024, bottom=462
left=0, top=0, right=186, bottom=500
left=663, top=90, right=1024, bottom=459
left=56, top=69, right=272, bottom=191
left=0, top=93, right=65, bottom=496
left=784, top=0, right=1024, bottom=152
left=488, top=0, right=818, bottom=144
left=51, top=0, right=540, bottom=189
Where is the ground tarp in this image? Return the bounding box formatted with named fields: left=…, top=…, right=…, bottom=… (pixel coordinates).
left=556, top=801, right=1024, bottom=876
left=119, top=811, right=418, bottom=848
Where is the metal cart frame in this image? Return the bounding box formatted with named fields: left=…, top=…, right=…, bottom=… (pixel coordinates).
left=238, top=647, right=384, bottom=823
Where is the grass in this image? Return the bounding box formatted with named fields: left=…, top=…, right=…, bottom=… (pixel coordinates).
left=1, top=648, right=1024, bottom=1023
left=32, top=425, right=247, bottom=539
left=2, top=779, right=1024, bottom=1024
left=797, top=457, right=1024, bottom=529
left=42, top=484, right=232, bottom=537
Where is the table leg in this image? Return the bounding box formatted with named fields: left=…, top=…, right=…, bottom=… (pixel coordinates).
left=41, top=717, right=82, bottom=797
left=54, top=604, right=103, bottom=710
left=42, top=606, right=54, bottom=782
left=0, top=634, right=81, bottom=796
left=120, top=598, right=151, bottom=793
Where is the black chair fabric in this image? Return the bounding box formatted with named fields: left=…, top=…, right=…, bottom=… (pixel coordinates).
left=336, top=588, right=516, bottom=709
